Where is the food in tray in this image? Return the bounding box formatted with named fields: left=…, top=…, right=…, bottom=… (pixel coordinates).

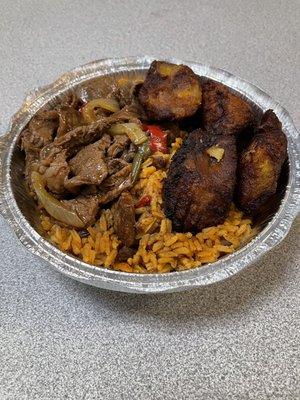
left=163, top=129, right=237, bottom=232
left=201, top=80, right=254, bottom=135
left=138, top=60, right=202, bottom=120
left=20, top=60, right=288, bottom=273
left=237, top=110, right=287, bottom=215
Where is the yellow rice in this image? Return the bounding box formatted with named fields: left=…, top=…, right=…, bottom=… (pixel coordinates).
left=40, top=137, right=254, bottom=273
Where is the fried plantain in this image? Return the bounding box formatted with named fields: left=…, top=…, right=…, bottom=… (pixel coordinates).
left=163, top=129, right=237, bottom=232
left=237, top=110, right=287, bottom=215
left=138, top=61, right=202, bottom=121
left=202, top=80, right=254, bottom=135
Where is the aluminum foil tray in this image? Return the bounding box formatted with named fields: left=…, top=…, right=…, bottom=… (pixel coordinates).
left=0, top=56, right=299, bottom=293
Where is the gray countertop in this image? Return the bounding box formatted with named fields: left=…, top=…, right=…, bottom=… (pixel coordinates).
left=0, top=1, right=299, bottom=399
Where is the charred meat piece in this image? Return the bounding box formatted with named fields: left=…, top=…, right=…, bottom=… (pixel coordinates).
left=112, top=191, right=136, bottom=247
left=163, top=129, right=237, bottom=232
left=202, top=80, right=254, bottom=135
left=237, top=110, right=287, bottom=215
left=139, top=61, right=202, bottom=121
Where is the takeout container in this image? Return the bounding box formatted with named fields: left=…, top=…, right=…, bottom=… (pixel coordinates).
left=0, top=56, right=299, bottom=293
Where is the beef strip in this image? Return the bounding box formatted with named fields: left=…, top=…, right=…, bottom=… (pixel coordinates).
left=106, top=137, right=136, bottom=173
left=112, top=191, right=136, bottom=247
left=39, top=107, right=139, bottom=166
left=41, top=134, right=112, bottom=194
left=66, top=134, right=111, bottom=188
left=76, top=74, right=144, bottom=111
left=107, top=135, right=130, bottom=157
left=21, top=110, right=58, bottom=153
left=61, top=195, right=99, bottom=227
left=97, top=165, right=132, bottom=204
left=163, top=129, right=237, bottom=232
left=106, top=158, right=129, bottom=175
left=21, top=110, right=59, bottom=189
left=43, top=150, right=70, bottom=194
left=22, top=100, right=140, bottom=226
left=121, top=142, right=136, bottom=163
left=75, top=76, right=118, bottom=103
left=56, top=106, right=84, bottom=137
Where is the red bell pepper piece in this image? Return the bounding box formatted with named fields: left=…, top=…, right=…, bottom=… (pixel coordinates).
left=143, top=125, right=168, bottom=154
left=135, top=195, right=151, bottom=208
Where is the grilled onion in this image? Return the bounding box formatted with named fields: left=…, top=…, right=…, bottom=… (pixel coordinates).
left=31, top=172, right=85, bottom=228
left=110, top=123, right=147, bottom=145
left=81, top=98, right=120, bottom=123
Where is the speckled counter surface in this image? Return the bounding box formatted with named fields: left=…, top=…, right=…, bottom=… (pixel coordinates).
left=0, top=1, right=299, bottom=399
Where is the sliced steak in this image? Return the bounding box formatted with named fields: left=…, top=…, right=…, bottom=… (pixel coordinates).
left=66, top=135, right=111, bottom=188
left=40, top=107, right=139, bottom=166
left=56, top=106, right=84, bottom=137
left=97, top=165, right=132, bottom=205
left=21, top=110, right=58, bottom=153
left=21, top=110, right=60, bottom=190
left=112, top=192, right=136, bottom=247
left=107, top=135, right=130, bottom=157
left=61, top=195, right=99, bottom=227
left=106, top=158, right=129, bottom=175
left=43, top=150, right=70, bottom=194
left=121, top=142, right=136, bottom=163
